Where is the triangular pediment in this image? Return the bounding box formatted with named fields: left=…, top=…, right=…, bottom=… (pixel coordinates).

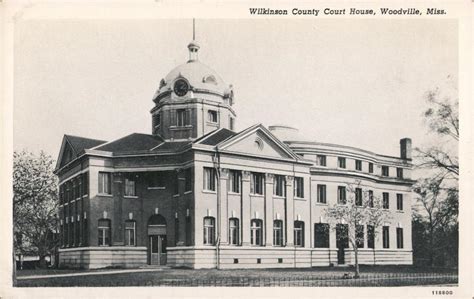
left=56, top=137, right=77, bottom=170
left=217, top=124, right=300, bottom=160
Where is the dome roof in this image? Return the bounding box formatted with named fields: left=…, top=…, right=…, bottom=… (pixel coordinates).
left=158, top=60, right=229, bottom=96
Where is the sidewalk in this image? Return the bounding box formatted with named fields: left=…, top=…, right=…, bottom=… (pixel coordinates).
left=16, top=268, right=165, bottom=280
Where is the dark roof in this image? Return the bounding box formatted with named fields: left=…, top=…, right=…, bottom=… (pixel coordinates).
left=195, top=128, right=237, bottom=146
left=152, top=141, right=191, bottom=152
left=95, top=133, right=163, bottom=153
left=65, top=135, right=107, bottom=155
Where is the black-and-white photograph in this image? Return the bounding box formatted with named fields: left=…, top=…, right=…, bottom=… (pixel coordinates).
left=3, top=2, right=468, bottom=295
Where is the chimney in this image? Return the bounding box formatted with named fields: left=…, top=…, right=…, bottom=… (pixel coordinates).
left=400, top=138, right=412, bottom=160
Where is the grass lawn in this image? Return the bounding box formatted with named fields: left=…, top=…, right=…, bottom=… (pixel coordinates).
left=14, top=265, right=458, bottom=287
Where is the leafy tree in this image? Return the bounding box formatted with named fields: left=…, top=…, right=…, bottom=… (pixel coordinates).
left=325, top=181, right=390, bottom=278
left=413, top=79, right=459, bottom=268
left=13, top=150, right=59, bottom=268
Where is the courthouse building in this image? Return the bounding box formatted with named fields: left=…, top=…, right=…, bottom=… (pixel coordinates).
left=55, top=38, right=414, bottom=269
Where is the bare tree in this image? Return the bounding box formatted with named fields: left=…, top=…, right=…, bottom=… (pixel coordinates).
left=13, top=150, right=60, bottom=269
left=325, top=181, right=390, bottom=278
left=415, top=83, right=459, bottom=179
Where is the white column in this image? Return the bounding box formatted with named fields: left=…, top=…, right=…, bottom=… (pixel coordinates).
left=241, top=171, right=251, bottom=246
left=265, top=173, right=274, bottom=246
left=285, top=175, right=294, bottom=246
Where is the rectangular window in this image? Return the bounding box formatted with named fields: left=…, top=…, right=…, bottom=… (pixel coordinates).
left=273, top=175, right=286, bottom=197
left=174, top=218, right=179, bottom=246
left=207, top=110, right=218, bottom=123
left=82, top=219, right=88, bottom=246
left=250, top=219, right=263, bottom=246
left=124, top=177, right=136, bottom=197
left=382, top=166, right=389, bottom=176
left=98, top=219, right=111, bottom=246
left=355, top=188, right=363, bottom=206
left=294, top=177, right=304, bottom=198
left=317, top=184, right=326, bottom=203
left=173, top=172, right=179, bottom=195
left=337, top=186, right=346, bottom=204
left=229, top=117, right=235, bottom=131
left=250, top=172, right=264, bottom=195
left=229, top=170, right=241, bottom=193
left=397, top=194, right=403, bottom=211
left=338, top=157, right=346, bottom=168
left=383, top=192, right=390, bottom=209
left=383, top=226, right=390, bottom=248
left=152, top=113, right=161, bottom=128
left=369, top=163, right=374, bottom=173
left=176, top=109, right=187, bottom=127
left=184, top=168, right=192, bottom=192
left=396, top=227, right=404, bottom=249
left=185, top=216, right=192, bottom=246
left=294, top=221, right=304, bottom=247
left=229, top=218, right=240, bottom=245
left=273, top=220, right=283, bottom=246
left=355, top=225, right=364, bottom=248
left=124, top=221, right=136, bottom=246
left=368, top=190, right=374, bottom=208
left=397, top=167, right=404, bottom=179
left=355, top=160, right=362, bottom=171
left=75, top=220, right=80, bottom=246
left=203, top=167, right=216, bottom=191
left=314, top=223, right=330, bottom=248
left=367, top=225, right=375, bottom=249
left=203, top=217, right=215, bottom=245
left=317, top=155, right=327, bottom=166
left=98, top=172, right=111, bottom=195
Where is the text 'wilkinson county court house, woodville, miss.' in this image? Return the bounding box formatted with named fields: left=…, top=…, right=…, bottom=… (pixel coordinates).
left=55, top=36, right=414, bottom=269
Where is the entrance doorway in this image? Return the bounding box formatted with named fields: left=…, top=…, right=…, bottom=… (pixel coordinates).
left=336, top=224, right=349, bottom=265
left=148, top=214, right=167, bottom=265
left=149, top=235, right=167, bottom=265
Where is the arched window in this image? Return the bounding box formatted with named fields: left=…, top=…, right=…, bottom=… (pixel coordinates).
left=203, top=217, right=215, bottom=245
left=294, top=221, right=304, bottom=247
left=229, top=218, right=240, bottom=245
left=124, top=220, right=136, bottom=246
left=273, top=220, right=283, bottom=246
left=98, top=219, right=111, bottom=246
left=250, top=219, right=263, bottom=246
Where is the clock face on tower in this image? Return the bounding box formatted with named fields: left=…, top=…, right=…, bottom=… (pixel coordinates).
left=173, top=79, right=189, bottom=97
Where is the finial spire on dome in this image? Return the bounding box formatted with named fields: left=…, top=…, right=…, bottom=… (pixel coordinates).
left=188, top=18, right=200, bottom=62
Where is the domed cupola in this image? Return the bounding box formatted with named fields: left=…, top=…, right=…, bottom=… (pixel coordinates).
left=150, top=35, right=237, bottom=141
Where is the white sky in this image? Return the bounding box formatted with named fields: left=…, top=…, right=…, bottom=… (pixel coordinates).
left=13, top=19, right=458, bottom=160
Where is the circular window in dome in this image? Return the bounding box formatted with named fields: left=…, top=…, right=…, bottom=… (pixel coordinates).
left=254, top=137, right=264, bottom=151
left=173, top=79, right=189, bottom=97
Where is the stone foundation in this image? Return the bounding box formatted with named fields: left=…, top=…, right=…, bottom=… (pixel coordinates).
left=58, top=247, right=147, bottom=269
